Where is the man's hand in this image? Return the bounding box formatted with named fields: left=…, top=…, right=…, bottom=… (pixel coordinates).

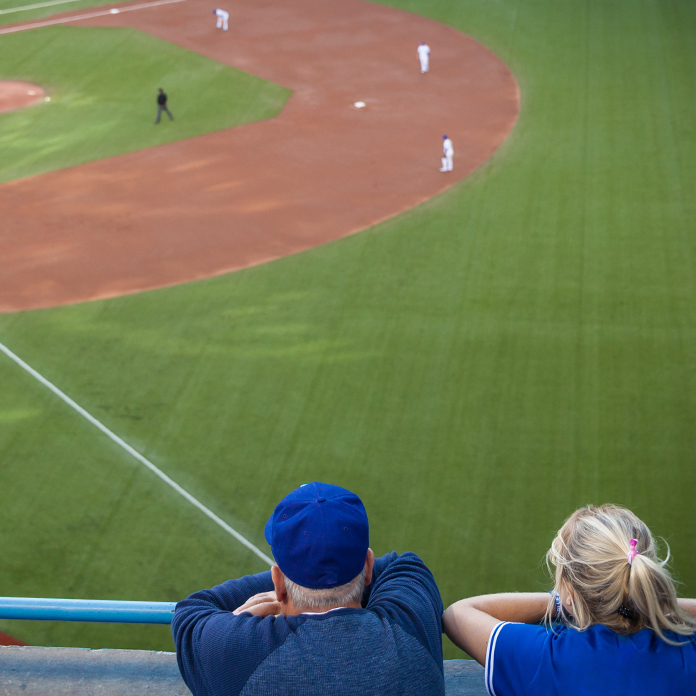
left=233, top=591, right=282, bottom=617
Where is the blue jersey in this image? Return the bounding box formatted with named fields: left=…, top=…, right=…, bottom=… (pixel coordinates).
left=172, top=551, right=444, bottom=696
left=486, top=621, right=696, bottom=696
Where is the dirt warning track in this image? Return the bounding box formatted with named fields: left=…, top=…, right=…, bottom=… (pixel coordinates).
left=0, top=0, right=519, bottom=313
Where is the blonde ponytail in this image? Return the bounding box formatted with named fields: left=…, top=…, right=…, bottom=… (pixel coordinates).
left=544, top=504, right=696, bottom=644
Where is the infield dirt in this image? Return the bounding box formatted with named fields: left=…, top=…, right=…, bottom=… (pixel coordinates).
left=0, top=80, right=44, bottom=113
left=0, top=0, right=519, bottom=313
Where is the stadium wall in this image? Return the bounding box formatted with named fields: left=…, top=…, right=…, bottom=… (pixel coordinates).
left=0, top=646, right=486, bottom=695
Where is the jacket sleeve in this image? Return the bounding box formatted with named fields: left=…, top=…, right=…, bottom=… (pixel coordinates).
left=364, top=551, right=444, bottom=667
left=172, top=571, right=289, bottom=696
left=485, top=622, right=548, bottom=696
left=361, top=551, right=397, bottom=606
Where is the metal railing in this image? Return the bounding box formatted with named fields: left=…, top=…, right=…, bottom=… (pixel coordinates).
left=0, top=597, right=175, bottom=624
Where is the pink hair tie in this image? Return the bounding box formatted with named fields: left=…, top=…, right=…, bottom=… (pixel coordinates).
left=627, top=539, right=640, bottom=566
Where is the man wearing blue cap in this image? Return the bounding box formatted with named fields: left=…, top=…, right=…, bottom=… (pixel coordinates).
left=172, top=482, right=445, bottom=696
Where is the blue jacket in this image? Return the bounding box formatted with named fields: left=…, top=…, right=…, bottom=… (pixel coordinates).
left=172, top=551, right=444, bottom=696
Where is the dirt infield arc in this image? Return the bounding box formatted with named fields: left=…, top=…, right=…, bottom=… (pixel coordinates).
left=0, top=0, right=519, bottom=313
left=0, top=81, right=45, bottom=113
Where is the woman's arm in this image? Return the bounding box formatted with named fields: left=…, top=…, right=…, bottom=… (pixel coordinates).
left=443, top=593, right=551, bottom=665
left=678, top=598, right=696, bottom=618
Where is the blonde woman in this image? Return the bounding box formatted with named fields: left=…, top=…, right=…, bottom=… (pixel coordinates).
left=443, top=505, right=696, bottom=695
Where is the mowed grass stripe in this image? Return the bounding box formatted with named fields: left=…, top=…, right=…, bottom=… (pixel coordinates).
left=0, top=26, right=290, bottom=184
left=1, top=0, right=695, bottom=658
left=0, top=0, right=84, bottom=16
left=0, top=0, right=185, bottom=32
left=0, top=0, right=145, bottom=27
left=0, top=341, right=274, bottom=566
left=0, top=351, right=268, bottom=650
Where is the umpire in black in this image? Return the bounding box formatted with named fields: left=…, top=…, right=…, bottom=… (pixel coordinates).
left=155, top=88, right=173, bottom=124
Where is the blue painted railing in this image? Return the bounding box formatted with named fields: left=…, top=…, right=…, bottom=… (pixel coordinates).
left=0, top=598, right=175, bottom=624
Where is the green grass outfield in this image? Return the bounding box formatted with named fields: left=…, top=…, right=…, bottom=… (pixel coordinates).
left=1, top=0, right=696, bottom=659
left=0, top=26, right=289, bottom=183
left=0, top=0, right=165, bottom=28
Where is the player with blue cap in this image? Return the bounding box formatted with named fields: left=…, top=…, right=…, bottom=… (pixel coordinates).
left=417, top=40, right=431, bottom=73
left=172, top=482, right=445, bottom=696
left=440, top=134, right=454, bottom=172
left=213, top=7, right=229, bottom=31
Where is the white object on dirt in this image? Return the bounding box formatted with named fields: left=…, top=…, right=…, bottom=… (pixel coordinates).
left=354, top=101, right=366, bottom=108
left=110, top=7, right=119, bottom=13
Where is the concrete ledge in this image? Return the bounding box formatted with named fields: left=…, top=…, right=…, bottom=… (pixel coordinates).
left=444, top=659, right=486, bottom=695
left=0, top=646, right=485, bottom=695
left=0, top=647, right=190, bottom=695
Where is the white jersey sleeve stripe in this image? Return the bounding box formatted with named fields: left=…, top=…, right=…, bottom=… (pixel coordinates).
left=485, top=621, right=511, bottom=696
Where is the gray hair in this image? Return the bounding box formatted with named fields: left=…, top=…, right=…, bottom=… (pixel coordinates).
left=284, top=568, right=367, bottom=612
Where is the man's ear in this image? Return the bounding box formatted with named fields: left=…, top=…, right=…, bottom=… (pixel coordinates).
left=272, top=565, right=288, bottom=603
left=364, top=548, right=375, bottom=587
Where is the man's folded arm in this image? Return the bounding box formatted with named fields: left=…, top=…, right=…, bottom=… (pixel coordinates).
left=365, top=551, right=444, bottom=664
left=175, top=570, right=274, bottom=617
left=172, top=571, right=275, bottom=695
left=361, top=551, right=398, bottom=606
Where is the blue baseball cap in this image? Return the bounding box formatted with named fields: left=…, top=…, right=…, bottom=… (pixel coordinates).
left=264, top=482, right=369, bottom=589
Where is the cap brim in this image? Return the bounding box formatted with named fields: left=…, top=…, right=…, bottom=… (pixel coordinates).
left=264, top=515, right=274, bottom=546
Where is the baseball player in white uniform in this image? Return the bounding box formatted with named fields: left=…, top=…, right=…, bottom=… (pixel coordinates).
left=213, top=8, right=229, bottom=31
left=417, top=41, right=430, bottom=73
left=441, top=135, right=453, bottom=172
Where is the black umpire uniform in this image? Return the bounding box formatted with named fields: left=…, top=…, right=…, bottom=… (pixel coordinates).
left=155, top=88, right=173, bottom=124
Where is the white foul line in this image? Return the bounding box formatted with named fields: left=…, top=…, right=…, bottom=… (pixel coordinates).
left=0, top=0, right=83, bottom=15
left=0, top=0, right=186, bottom=34
left=0, top=340, right=274, bottom=567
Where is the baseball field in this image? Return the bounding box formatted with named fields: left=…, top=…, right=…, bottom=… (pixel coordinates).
left=1, top=0, right=695, bottom=661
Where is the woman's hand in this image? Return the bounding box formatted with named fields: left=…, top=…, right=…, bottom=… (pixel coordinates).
left=443, top=593, right=551, bottom=665
left=678, top=599, right=696, bottom=618
left=233, top=591, right=282, bottom=617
